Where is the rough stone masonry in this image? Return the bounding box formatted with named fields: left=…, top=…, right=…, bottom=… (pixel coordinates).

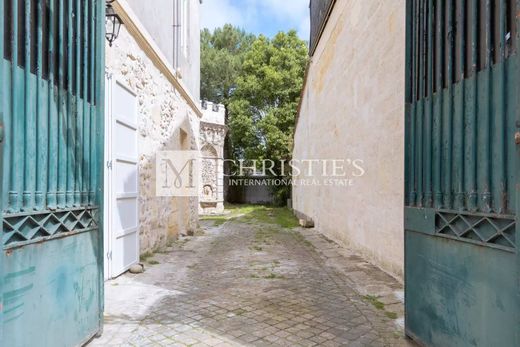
left=106, top=23, right=201, bottom=254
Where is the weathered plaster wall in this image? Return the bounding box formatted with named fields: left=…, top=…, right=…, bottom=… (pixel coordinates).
left=126, top=0, right=201, bottom=100
left=106, top=25, right=200, bottom=253
left=293, top=0, right=406, bottom=278
left=126, top=0, right=175, bottom=63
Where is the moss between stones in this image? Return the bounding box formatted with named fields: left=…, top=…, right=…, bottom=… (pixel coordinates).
left=202, top=204, right=300, bottom=230
left=363, top=295, right=399, bottom=321
left=140, top=251, right=153, bottom=262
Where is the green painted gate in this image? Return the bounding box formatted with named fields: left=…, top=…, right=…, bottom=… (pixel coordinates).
left=405, top=0, right=520, bottom=346
left=0, top=1, right=105, bottom=346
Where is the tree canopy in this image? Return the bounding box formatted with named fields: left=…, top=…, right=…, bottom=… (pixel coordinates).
left=228, top=30, right=308, bottom=166
left=200, top=25, right=255, bottom=104
left=201, top=27, right=308, bottom=203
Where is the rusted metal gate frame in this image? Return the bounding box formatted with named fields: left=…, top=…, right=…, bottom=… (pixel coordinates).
left=405, top=0, right=520, bottom=346
left=0, top=0, right=105, bottom=345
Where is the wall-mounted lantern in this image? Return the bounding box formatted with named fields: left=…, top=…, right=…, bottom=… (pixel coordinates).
left=106, top=1, right=123, bottom=47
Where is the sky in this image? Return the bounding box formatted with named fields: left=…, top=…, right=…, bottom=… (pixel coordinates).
left=200, top=0, right=311, bottom=41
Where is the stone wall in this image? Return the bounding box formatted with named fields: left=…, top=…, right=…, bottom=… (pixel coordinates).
left=106, top=24, right=201, bottom=254
left=226, top=177, right=275, bottom=205
left=292, top=0, right=406, bottom=278
left=199, top=102, right=226, bottom=214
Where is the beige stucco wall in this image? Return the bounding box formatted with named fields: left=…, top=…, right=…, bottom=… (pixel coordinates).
left=106, top=24, right=200, bottom=254
left=293, top=0, right=406, bottom=278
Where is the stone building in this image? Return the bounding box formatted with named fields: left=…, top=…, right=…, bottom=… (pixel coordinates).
left=104, top=0, right=202, bottom=278
left=199, top=101, right=227, bottom=214
left=292, top=0, right=406, bottom=278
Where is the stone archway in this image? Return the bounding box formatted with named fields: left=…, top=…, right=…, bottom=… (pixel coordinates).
left=201, top=144, right=219, bottom=204
left=163, top=109, right=200, bottom=239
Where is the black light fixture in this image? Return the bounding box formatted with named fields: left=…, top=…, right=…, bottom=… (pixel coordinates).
left=105, top=1, right=123, bottom=47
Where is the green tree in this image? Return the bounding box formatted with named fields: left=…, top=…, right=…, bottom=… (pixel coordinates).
left=200, top=25, right=255, bottom=103
left=201, top=27, right=308, bottom=204
left=228, top=31, right=308, bottom=204
left=228, top=31, right=307, bottom=166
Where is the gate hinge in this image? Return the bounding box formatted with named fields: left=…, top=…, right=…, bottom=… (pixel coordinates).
left=107, top=160, right=113, bottom=169
left=0, top=123, right=4, bottom=144
left=107, top=251, right=112, bottom=260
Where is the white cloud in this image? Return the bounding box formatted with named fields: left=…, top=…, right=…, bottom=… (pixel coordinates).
left=200, top=0, right=310, bottom=40
left=260, top=0, right=309, bottom=21
left=298, top=15, right=310, bottom=41
left=200, top=0, right=245, bottom=31
left=255, top=0, right=310, bottom=38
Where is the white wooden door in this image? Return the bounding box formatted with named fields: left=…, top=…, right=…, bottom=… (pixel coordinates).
left=104, top=75, right=140, bottom=279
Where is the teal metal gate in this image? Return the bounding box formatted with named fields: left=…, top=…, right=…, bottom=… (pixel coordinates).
left=0, top=1, right=105, bottom=346
left=405, top=0, right=520, bottom=346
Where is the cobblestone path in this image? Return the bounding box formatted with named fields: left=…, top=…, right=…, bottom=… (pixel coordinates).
left=89, top=208, right=413, bottom=346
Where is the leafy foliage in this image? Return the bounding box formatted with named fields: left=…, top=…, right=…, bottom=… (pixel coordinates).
left=201, top=27, right=308, bottom=205
left=228, top=30, right=308, bottom=167
left=200, top=25, right=255, bottom=103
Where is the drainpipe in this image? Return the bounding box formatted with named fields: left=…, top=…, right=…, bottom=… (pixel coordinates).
left=173, top=0, right=181, bottom=72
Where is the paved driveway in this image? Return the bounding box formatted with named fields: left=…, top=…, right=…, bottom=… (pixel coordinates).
left=89, top=207, right=413, bottom=346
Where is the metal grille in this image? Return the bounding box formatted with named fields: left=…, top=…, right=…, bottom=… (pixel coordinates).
left=3, top=0, right=96, bottom=100
left=410, top=0, right=517, bottom=101
left=404, top=3, right=520, bottom=345
left=435, top=210, right=515, bottom=251
left=405, top=0, right=519, bottom=215
left=3, top=207, right=98, bottom=246
left=0, top=0, right=103, bottom=245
